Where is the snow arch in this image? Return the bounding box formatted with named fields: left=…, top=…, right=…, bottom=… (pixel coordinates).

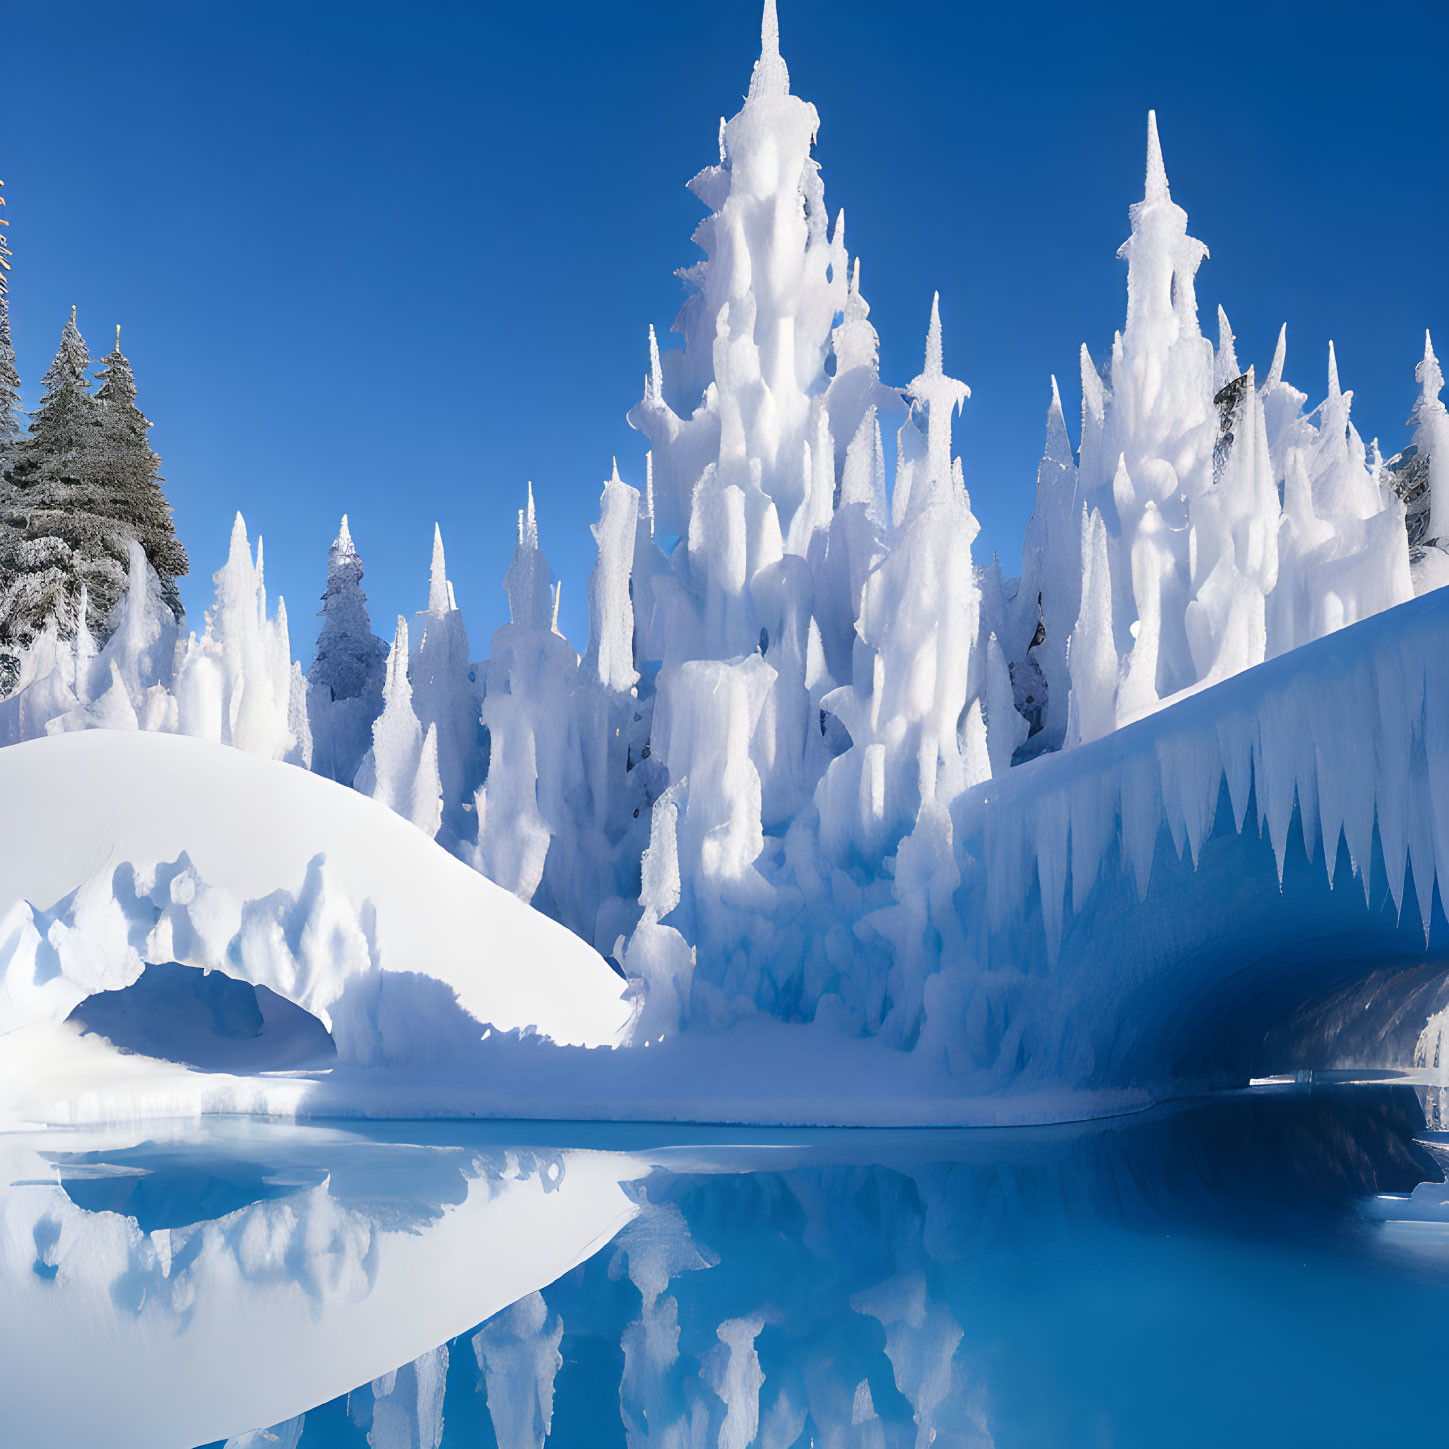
left=0, top=730, right=631, bottom=1068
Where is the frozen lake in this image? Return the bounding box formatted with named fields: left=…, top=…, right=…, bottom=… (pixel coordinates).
left=3, top=1082, right=1447, bottom=1447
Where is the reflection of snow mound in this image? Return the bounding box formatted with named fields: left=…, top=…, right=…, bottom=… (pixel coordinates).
left=0, top=1124, right=643, bottom=1448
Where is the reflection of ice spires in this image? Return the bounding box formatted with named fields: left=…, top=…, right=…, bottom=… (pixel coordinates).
left=222, top=1416, right=304, bottom=1449
left=367, top=1345, right=448, bottom=1449
left=611, top=1199, right=719, bottom=1444
left=704, top=1314, right=766, bottom=1449
left=473, top=1291, right=564, bottom=1449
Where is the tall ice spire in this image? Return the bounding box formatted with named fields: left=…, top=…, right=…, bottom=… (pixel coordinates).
left=907, top=292, right=970, bottom=488
left=1144, top=110, right=1170, bottom=203
left=427, top=523, right=449, bottom=614
left=749, top=0, right=790, bottom=97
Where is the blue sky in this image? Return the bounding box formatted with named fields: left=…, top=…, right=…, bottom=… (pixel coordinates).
left=5, top=1, right=1446, bottom=657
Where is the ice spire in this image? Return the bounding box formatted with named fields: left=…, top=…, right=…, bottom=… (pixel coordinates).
left=1214, top=305, right=1240, bottom=392
left=1144, top=109, right=1169, bottom=203
left=749, top=0, right=789, bottom=98
left=1266, top=323, right=1288, bottom=387
left=906, top=293, right=970, bottom=496
left=505, top=484, right=554, bottom=627
left=364, top=615, right=439, bottom=835
left=584, top=459, right=640, bottom=693
left=427, top=524, right=449, bottom=614
left=647, top=324, right=663, bottom=404
left=1120, top=110, right=1208, bottom=346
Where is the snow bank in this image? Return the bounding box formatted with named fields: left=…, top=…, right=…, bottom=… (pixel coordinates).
left=0, top=729, right=630, bottom=1068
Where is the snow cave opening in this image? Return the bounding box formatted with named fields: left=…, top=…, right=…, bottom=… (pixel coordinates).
left=66, top=961, right=337, bottom=1074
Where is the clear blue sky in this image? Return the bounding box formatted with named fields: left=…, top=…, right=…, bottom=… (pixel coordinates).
left=5, top=1, right=1446, bottom=658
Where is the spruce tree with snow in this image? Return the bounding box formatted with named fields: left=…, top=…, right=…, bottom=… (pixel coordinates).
left=307, top=515, right=387, bottom=786
left=90, top=326, right=188, bottom=619
left=0, top=180, right=20, bottom=455
left=0, top=309, right=103, bottom=653
left=0, top=311, right=188, bottom=661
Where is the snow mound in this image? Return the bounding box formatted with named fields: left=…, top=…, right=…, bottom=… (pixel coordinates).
left=0, top=730, right=630, bottom=1066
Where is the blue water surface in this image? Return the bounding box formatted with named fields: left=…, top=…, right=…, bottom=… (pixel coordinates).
left=7, top=1083, right=1449, bottom=1448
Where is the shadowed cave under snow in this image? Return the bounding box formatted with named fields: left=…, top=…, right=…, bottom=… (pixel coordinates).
left=68, top=961, right=337, bottom=1075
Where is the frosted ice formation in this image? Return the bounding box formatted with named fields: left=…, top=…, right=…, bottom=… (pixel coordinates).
left=0, top=2, right=1445, bottom=1124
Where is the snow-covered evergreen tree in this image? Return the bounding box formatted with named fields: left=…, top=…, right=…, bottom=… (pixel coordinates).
left=0, top=311, right=188, bottom=659
left=0, top=180, right=20, bottom=452
left=91, top=326, right=188, bottom=618
left=0, top=309, right=104, bottom=652
left=306, top=514, right=387, bottom=786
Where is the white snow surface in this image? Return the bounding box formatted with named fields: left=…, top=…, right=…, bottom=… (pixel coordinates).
left=0, top=730, right=630, bottom=1068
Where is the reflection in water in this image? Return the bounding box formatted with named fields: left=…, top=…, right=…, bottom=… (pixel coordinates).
left=0, top=1087, right=1445, bottom=1449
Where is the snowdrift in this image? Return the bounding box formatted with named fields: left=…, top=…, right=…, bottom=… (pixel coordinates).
left=0, top=730, right=631, bottom=1082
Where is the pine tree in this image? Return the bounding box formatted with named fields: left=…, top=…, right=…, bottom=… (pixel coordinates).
left=0, top=182, right=21, bottom=692
left=0, top=312, right=188, bottom=661
left=91, top=326, right=188, bottom=617
left=0, top=180, right=20, bottom=451
left=0, top=308, right=105, bottom=652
